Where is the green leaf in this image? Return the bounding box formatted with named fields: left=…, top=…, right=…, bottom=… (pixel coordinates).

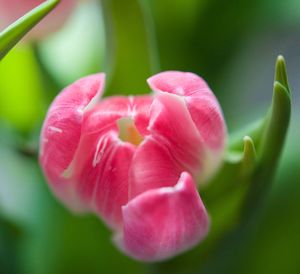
left=0, top=0, right=59, bottom=60
left=195, top=56, right=292, bottom=274
left=242, top=57, right=291, bottom=217
left=203, top=55, right=291, bottom=250
left=227, top=55, right=290, bottom=154
left=222, top=57, right=290, bottom=197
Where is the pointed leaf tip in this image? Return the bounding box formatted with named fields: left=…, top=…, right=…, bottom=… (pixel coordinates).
left=275, top=55, right=289, bottom=92
left=241, top=136, right=257, bottom=176
left=0, top=0, right=60, bottom=60
left=243, top=136, right=256, bottom=158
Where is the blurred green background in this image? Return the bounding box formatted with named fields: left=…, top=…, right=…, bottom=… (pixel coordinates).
left=0, top=0, right=299, bottom=273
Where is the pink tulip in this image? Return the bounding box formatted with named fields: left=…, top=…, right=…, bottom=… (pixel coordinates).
left=0, top=0, right=75, bottom=40
left=39, top=71, right=226, bottom=261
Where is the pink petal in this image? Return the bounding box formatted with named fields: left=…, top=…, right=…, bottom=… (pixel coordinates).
left=186, top=94, right=226, bottom=150
left=82, top=96, right=130, bottom=138
left=147, top=71, right=210, bottom=97
left=72, top=130, right=135, bottom=230
left=118, top=172, right=209, bottom=262
left=39, top=74, right=105, bottom=208
left=148, top=71, right=227, bottom=180
left=149, top=92, right=205, bottom=173
left=66, top=96, right=152, bottom=229
left=129, top=136, right=183, bottom=198
left=130, top=91, right=206, bottom=197
left=131, top=95, right=153, bottom=136
left=82, top=95, right=152, bottom=139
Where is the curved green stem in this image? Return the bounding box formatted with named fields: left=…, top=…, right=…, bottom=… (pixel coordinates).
left=100, top=0, right=159, bottom=95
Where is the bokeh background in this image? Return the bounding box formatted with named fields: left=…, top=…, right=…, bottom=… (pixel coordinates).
left=0, top=0, right=299, bottom=273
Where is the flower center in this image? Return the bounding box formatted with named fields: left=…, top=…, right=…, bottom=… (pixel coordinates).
left=117, top=117, right=143, bottom=146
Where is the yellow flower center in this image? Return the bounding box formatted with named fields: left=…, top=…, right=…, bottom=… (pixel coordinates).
left=117, top=117, right=143, bottom=146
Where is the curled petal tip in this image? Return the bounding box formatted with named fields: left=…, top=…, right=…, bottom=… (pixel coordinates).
left=39, top=73, right=105, bottom=208
left=147, top=71, right=227, bottom=183
left=147, top=71, right=208, bottom=96
left=120, top=172, right=209, bottom=262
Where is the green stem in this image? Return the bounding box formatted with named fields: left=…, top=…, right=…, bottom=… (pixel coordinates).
left=32, top=43, right=62, bottom=101
left=100, top=0, right=159, bottom=96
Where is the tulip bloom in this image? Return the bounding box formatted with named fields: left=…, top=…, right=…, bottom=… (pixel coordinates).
left=0, top=0, right=75, bottom=40
left=40, top=72, right=226, bottom=261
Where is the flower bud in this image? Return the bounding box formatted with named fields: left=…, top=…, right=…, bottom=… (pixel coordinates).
left=40, top=71, right=226, bottom=261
